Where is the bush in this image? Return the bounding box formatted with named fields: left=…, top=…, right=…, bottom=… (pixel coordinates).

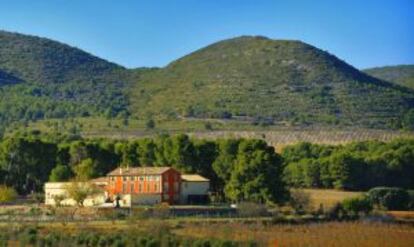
left=289, top=190, right=312, bottom=214
left=237, top=202, right=268, bottom=217
left=145, top=119, right=155, bottom=129
left=0, top=186, right=17, bottom=204
left=408, top=190, right=414, bottom=210
left=342, top=196, right=372, bottom=216
left=367, top=187, right=410, bottom=210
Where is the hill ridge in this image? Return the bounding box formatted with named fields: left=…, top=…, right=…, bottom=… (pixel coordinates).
left=130, top=36, right=414, bottom=129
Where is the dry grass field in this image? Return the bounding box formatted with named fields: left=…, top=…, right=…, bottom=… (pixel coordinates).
left=1, top=219, right=413, bottom=246
left=174, top=221, right=414, bottom=246
left=299, top=189, right=363, bottom=209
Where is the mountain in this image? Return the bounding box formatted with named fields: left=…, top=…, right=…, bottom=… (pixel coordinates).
left=0, top=31, right=130, bottom=131
left=0, top=30, right=124, bottom=84
left=130, top=36, right=414, bottom=128
left=0, top=69, right=22, bottom=85
left=364, top=65, right=414, bottom=89
left=0, top=32, right=413, bottom=132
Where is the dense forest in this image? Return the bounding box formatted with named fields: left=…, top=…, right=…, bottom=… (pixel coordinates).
left=283, top=140, right=414, bottom=190
left=0, top=131, right=413, bottom=203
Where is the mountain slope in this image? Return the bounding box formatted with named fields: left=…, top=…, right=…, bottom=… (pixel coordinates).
left=0, top=69, right=22, bottom=85
left=130, top=36, right=414, bottom=128
left=364, top=65, right=414, bottom=89
left=0, top=31, right=131, bottom=131
left=0, top=30, right=124, bottom=84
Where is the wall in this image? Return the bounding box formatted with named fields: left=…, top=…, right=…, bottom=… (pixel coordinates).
left=44, top=182, right=106, bottom=207
left=180, top=181, right=210, bottom=204
left=131, top=194, right=162, bottom=205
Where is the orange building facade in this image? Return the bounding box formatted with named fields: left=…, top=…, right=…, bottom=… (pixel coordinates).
left=106, top=167, right=181, bottom=205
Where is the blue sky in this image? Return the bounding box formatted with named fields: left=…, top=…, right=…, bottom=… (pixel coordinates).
left=0, top=0, right=413, bottom=69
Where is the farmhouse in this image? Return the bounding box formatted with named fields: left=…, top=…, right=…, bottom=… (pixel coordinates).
left=44, top=166, right=210, bottom=207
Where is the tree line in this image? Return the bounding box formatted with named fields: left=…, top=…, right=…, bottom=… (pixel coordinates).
left=283, top=140, right=414, bottom=190
left=0, top=133, right=287, bottom=203
left=0, top=131, right=413, bottom=203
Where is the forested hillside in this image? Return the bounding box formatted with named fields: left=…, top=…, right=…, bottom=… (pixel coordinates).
left=131, top=36, right=414, bottom=128
left=0, top=68, right=21, bottom=85
left=0, top=31, right=132, bottom=134
left=364, top=65, right=414, bottom=89
left=0, top=31, right=414, bottom=135
left=0, top=31, right=124, bottom=84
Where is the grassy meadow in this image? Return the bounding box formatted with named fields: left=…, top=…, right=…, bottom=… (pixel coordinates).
left=300, top=189, right=363, bottom=209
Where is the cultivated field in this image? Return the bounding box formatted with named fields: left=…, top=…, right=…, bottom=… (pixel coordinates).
left=175, top=221, right=414, bottom=246
left=13, top=117, right=414, bottom=150
left=1, top=219, right=413, bottom=247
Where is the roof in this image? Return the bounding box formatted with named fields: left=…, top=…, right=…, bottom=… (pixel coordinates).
left=181, top=174, right=210, bottom=182
left=107, top=167, right=174, bottom=176
left=90, top=177, right=108, bottom=184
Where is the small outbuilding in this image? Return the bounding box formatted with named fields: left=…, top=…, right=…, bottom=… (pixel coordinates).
left=180, top=174, right=210, bottom=204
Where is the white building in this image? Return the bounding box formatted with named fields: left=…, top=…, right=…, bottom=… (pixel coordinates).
left=180, top=174, right=210, bottom=204
left=44, top=177, right=107, bottom=206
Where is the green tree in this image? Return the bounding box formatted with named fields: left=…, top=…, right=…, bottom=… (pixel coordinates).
left=402, top=109, right=414, bottom=130
left=63, top=181, right=102, bottom=207
left=224, top=139, right=288, bottom=203
left=170, top=134, right=197, bottom=172
left=145, top=119, right=155, bottom=130
left=115, top=142, right=138, bottom=167
left=212, top=139, right=241, bottom=194
left=137, top=138, right=157, bottom=165
left=329, top=152, right=366, bottom=190
left=49, top=164, right=73, bottom=182
left=0, top=138, right=57, bottom=194
left=73, top=159, right=97, bottom=180
left=194, top=140, right=219, bottom=190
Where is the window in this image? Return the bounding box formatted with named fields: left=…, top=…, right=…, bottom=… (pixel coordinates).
left=139, top=176, right=144, bottom=181
left=130, top=176, right=135, bottom=181
left=130, top=183, right=134, bottom=193
left=174, top=182, right=179, bottom=192
left=147, top=184, right=150, bottom=192
left=122, top=176, right=128, bottom=182
left=122, top=183, right=127, bottom=193
left=154, top=183, right=158, bottom=192
left=138, top=183, right=142, bottom=192
left=155, top=176, right=160, bottom=181
left=163, top=182, right=169, bottom=192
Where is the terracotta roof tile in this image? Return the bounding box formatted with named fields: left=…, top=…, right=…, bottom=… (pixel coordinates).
left=107, top=167, right=174, bottom=176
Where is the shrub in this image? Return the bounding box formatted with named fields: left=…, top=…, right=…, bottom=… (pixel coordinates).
left=289, top=190, right=312, bottom=215
left=237, top=202, right=268, bottom=217
left=367, top=187, right=410, bottom=210
left=408, top=190, right=414, bottom=210
left=0, top=186, right=17, bottom=204
left=342, top=196, right=372, bottom=216
left=145, top=119, right=155, bottom=129
left=327, top=203, right=347, bottom=220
